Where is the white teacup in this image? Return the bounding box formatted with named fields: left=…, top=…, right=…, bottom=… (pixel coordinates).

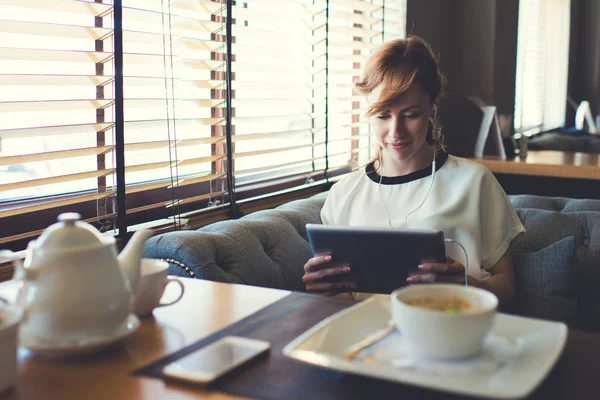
left=133, top=259, right=185, bottom=317
left=390, top=284, right=498, bottom=359
left=0, top=297, right=23, bottom=393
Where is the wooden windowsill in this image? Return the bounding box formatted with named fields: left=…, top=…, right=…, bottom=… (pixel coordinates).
left=470, top=151, right=600, bottom=180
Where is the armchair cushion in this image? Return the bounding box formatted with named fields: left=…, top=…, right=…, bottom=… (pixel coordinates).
left=514, top=236, right=578, bottom=325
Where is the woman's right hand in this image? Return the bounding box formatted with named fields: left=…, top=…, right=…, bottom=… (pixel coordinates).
left=302, top=255, right=358, bottom=296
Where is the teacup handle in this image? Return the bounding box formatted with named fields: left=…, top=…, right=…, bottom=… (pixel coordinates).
left=157, top=278, right=185, bottom=308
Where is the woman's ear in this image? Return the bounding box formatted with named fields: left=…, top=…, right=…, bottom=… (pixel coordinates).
left=432, top=96, right=441, bottom=119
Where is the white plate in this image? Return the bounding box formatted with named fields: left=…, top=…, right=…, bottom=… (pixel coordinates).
left=20, top=314, right=140, bottom=358
left=283, top=297, right=567, bottom=399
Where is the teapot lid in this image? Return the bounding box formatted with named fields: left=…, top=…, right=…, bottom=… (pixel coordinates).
left=35, top=213, right=107, bottom=250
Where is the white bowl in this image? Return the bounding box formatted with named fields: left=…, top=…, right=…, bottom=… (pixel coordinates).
left=390, top=284, right=498, bottom=360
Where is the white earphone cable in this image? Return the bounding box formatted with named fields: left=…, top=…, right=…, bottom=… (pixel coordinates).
left=404, top=159, right=435, bottom=228
left=377, top=154, right=436, bottom=229
left=444, top=238, right=469, bottom=287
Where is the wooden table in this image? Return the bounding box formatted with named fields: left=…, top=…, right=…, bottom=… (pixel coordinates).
left=2, top=279, right=600, bottom=400
left=470, top=150, right=600, bottom=198
left=471, top=150, right=600, bottom=180
left=1, top=279, right=288, bottom=400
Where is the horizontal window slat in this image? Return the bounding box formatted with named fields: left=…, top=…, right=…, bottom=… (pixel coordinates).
left=0, top=191, right=114, bottom=219
left=328, top=134, right=373, bottom=145
left=1, top=0, right=113, bottom=16
left=123, top=118, right=224, bottom=132
left=233, top=0, right=314, bottom=16
left=177, top=154, right=226, bottom=167
left=0, top=19, right=112, bottom=40
left=235, top=156, right=325, bottom=176
left=0, top=74, right=114, bottom=87
left=233, top=6, right=312, bottom=25
left=0, top=47, right=113, bottom=64
left=122, top=5, right=217, bottom=26
left=233, top=114, right=318, bottom=124
left=173, top=172, right=227, bottom=188
left=233, top=142, right=324, bottom=159
left=316, top=25, right=377, bottom=38
left=123, top=76, right=223, bottom=89
left=124, top=98, right=224, bottom=109
left=322, top=9, right=382, bottom=24
left=0, top=169, right=114, bottom=192
left=171, top=0, right=224, bottom=15
left=338, top=121, right=370, bottom=128
left=328, top=40, right=378, bottom=51
left=168, top=193, right=219, bottom=208
left=1, top=0, right=112, bottom=17
left=0, top=99, right=114, bottom=112
left=232, top=128, right=324, bottom=142
left=315, top=53, right=365, bottom=63
left=233, top=44, right=311, bottom=60
left=328, top=0, right=383, bottom=13
left=122, top=30, right=224, bottom=51
left=0, top=146, right=113, bottom=166
left=123, top=53, right=223, bottom=70
left=125, top=173, right=226, bottom=194
left=124, top=137, right=225, bottom=152
left=0, top=122, right=114, bottom=139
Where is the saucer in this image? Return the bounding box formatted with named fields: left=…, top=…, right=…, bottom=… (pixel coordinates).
left=283, top=297, right=567, bottom=399
left=20, top=314, right=140, bottom=358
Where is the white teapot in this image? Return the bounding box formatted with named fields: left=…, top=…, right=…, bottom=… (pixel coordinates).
left=0, top=213, right=152, bottom=343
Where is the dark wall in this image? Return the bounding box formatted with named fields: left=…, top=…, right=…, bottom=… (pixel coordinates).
left=405, top=0, right=454, bottom=80
left=568, top=0, right=600, bottom=117
left=450, top=0, right=497, bottom=105
left=491, top=0, right=519, bottom=116
left=406, top=0, right=519, bottom=136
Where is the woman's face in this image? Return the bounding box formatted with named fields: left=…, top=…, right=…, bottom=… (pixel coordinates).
left=367, top=83, right=435, bottom=173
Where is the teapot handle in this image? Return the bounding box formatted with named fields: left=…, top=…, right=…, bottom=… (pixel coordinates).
left=0, top=250, right=26, bottom=281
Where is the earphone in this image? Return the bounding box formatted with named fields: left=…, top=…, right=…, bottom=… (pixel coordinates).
left=432, top=104, right=438, bottom=120
left=377, top=153, right=436, bottom=229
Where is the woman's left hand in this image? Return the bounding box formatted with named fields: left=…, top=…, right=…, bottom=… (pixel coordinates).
left=407, top=255, right=475, bottom=285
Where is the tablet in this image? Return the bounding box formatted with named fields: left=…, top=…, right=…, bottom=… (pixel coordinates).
left=306, top=224, right=446, bottom=294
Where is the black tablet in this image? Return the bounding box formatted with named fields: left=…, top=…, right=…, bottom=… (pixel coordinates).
left=306, top=224, right=446, bottom=294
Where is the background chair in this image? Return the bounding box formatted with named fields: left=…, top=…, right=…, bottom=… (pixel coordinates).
left=438, top=93, right=506, bottom=159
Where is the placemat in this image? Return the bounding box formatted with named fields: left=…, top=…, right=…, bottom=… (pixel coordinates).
left=134, top=291, right=468, bottom=400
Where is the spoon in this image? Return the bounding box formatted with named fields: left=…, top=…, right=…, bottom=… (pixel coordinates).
left=344, top=322, right=396, bottom=360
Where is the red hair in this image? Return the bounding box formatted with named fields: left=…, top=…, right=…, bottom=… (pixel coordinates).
left=355, top=36, right=446, bottom=117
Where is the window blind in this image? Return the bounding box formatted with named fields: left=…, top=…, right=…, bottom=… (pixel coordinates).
left=231, top=0, right=406, bottom=192
left=0, top=0, right=230, bottom=242
left=119, top=0, right=229, bottom=226
left=326, top=0, right=406, bottom=172
left=0, top=0, right=407, bottom=249
left=230, top=0, right=327, bottom=189
left=514, top=0, right=571, bottom=134
left=0, top=0, right=116, bottom=242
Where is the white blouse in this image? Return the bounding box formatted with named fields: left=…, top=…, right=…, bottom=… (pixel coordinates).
left=321, top=153, right=525, bottom=280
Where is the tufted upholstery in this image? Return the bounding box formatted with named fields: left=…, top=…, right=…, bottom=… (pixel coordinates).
left=143, top=194, right=327, bottom=292
left=143, top=192, right=600, bottom=331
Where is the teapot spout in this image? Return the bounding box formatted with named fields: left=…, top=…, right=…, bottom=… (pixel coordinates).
left=117, top=229, right=153, bottom=294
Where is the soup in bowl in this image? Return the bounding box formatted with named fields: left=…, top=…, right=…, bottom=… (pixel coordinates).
left=390, top=284, right=498, bottom=359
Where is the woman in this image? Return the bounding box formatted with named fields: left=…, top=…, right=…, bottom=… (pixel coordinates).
left=302, top=36, right=524, bottom=311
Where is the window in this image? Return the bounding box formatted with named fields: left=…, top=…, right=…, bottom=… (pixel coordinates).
left=514, top=0, right=571, bottom=134
left=0, top=0, right=406, bottom=249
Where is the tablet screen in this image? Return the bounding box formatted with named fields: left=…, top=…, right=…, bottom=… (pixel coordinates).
left=306, top=224, right=446, bottom=294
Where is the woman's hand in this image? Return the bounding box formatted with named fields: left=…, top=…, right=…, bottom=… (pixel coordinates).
left=303, top=255, right=358, bottom=296
left=407, top=255, right=478, bottom=286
